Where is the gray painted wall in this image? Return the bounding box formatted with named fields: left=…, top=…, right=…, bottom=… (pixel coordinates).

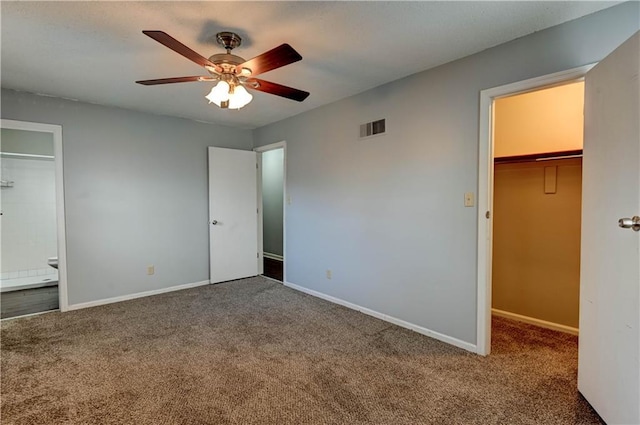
left=253, top=3, right=640, bottom=345
left=261, top=148, right=284, bottom=257
left=1, top=89, right=253, bottom=306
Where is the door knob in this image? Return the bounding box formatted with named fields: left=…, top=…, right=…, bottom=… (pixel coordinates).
left=618, top=216, right=640, bottom=231
left=211, top=220, right=218, bottom=225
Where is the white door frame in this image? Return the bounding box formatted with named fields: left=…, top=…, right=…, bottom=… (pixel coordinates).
left=254, top=141, right=287, bottom=283
left=1, top=119, right=69, bottom=312
left=475, top=64, right=595, bottom=355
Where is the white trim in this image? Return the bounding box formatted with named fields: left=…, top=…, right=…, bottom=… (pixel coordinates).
left=492, top=308, right=579, bottom=335
left=254, top=141, right=286, bottom=153
left=263, top=252, right=283, bottom=261
left=256, top=154, right=264, bottom=275
left=476, top=64, right=595, bottom=356
left=254, top=141, right=287, bottom=283
left=284, top=280, right=477, bottom=353
left=1, top=119, right=69, bottom=312
left=65, top=280, right=210, bottom=311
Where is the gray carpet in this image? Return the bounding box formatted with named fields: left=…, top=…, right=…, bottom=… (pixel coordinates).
left=1, top=277, right=602, bottom=424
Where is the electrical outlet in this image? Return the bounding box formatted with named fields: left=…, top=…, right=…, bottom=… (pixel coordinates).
left=464, top=192, right=474, bottom=207
left=147, top=265, right=155, bottom=275
left=326, top=269, right=332, bottom=280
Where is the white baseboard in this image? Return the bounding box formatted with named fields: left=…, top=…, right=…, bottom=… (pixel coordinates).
left=263, top=252, right=283, bottom=261
left=284, top=281, right=477, bottom=353
left=492, top=308, right=579, bottom=335
left=66, top=280, right=210, bottom=311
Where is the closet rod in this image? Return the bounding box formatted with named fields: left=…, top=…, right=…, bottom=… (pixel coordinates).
left=536, top=154, right=582, bottom=162
left=494, top=149, right=583, bottom=164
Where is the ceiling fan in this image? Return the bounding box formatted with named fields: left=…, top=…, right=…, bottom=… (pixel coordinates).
left=136, top=30, right=310, bottom=109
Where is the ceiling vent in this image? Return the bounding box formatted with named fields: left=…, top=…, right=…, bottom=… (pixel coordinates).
left=359, top=119, right=386, bottom=138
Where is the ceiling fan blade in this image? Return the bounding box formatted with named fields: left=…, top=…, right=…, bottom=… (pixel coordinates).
left=136, top=76, right=217, bottom=86
left=142, top=30, right=220, bottom=71
left=246, top=78, right=309, bottom=102
left=237, top=44, right=302, bottom=76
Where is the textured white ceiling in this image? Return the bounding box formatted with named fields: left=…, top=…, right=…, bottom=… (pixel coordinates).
left=1, top=1, right=618, bottom=129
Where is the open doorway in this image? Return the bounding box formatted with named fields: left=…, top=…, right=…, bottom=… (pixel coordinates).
left=475, top=33, right=638, bottom=423
left=491, top=82, right=584, bottom=337
left=476, top=64, right=594, bottom=355
left=255, top=142, right=286, bottom=282
left=0, top=119, right=68, bottom=318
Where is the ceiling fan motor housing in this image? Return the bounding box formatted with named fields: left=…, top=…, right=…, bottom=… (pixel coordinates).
left=208, top=53, right=246, bottom=74
left=209, top=32, right=252, bottom=75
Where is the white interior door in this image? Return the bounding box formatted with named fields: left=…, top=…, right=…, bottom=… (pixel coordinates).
left=578, top=31, right=639, bottom=424
left=208, top=147, right=258, bottom=284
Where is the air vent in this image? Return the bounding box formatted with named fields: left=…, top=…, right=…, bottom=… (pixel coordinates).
left=359, top=119, right=386, bottom=138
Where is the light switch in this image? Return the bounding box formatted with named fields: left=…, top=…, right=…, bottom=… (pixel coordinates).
left=464, top=192, right=474, bottom=207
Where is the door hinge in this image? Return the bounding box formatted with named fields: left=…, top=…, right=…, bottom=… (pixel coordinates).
left=256, top=162, right=259, bottom=169
left=257, top=252, right=260, bottom=258
left=485, top=211, right=491, bottom=219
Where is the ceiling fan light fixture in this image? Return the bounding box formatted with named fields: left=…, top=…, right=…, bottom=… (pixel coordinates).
left=227, top=85, right=253, bottom=110
left=205, top=80, right=230, bottom=106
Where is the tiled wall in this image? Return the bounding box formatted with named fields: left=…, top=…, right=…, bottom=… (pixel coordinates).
left=1, top=157, right=58, bottom=278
